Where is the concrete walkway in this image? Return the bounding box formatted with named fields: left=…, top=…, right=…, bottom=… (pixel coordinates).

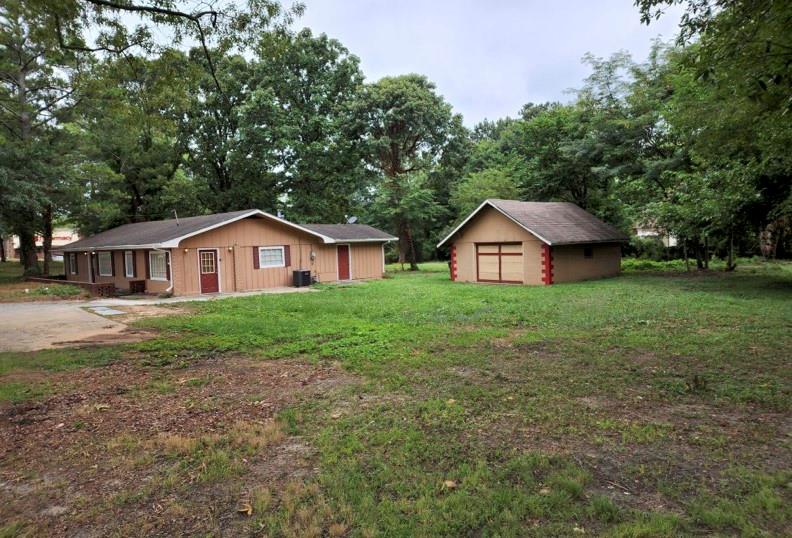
left=0, top=287, right=313, bottom=352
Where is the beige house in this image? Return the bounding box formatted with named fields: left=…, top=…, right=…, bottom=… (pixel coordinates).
left=437, top=199, right=628, bottom=285
left=61, top=210, right=395, bottom=296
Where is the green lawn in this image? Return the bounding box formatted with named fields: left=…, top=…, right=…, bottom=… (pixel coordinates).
left=1, top=262, right=790, bottom=536
left=0, top=260, right=86, bottom=302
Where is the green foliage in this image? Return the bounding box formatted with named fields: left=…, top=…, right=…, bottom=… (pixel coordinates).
left=355, top=74, right=461, bottom=267
left=238, top=29, right=368, bottom=222
left=28, top=284, right=82, bottom=297
left=450, top=168, right=520, bottom=218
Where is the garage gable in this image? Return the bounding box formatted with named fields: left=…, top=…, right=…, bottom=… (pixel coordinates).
left=454, top=206, right=539, bottom=244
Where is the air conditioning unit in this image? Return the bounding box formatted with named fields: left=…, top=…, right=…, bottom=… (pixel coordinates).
left=292, top=270, right=312, bottom=287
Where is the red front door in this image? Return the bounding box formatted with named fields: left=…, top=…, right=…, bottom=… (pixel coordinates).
left=199, top=250, right=219, bottom=293
left=337, top=245, right=350, bottom=280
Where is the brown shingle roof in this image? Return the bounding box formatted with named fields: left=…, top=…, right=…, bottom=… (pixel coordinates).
left=438, top=199, right=629, bottom=247
left=61, top=210, right=259, bottom=250
left=61, top=209, right=395, bottom=251
left=300, top=224, right=397, bottom=242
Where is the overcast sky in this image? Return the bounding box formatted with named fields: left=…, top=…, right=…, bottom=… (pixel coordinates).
left=296, top=0, right=683, bottom=125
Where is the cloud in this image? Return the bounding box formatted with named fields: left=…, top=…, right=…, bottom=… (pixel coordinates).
left=297, top=0, right=682, bottom=125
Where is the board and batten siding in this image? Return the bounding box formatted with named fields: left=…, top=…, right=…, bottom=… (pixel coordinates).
left=349, top=243, right=385, bottom=280
left=65, top=249, right=170, bottom=293
left=65, top=217, right=387, bottom=296
left=173, top=217, right=386, bottom=295
left=551, top=244, right=621, bottom=283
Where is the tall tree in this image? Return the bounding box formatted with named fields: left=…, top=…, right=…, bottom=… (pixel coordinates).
left=238, top=29, right=367, bottom=222
left=71, top=50, right=197, bottom=233
left=637, top=0, right=792, bottom=261
left=0, top=0, right=82, bottom=274
left=354, top=74, right=458, bottom=269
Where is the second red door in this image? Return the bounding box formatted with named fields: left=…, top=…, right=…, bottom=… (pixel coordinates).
left=337, top=245, right=350, bottom=280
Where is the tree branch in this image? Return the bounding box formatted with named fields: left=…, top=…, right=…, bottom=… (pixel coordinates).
left=81, top=0, right=218, bottom=23
left=54, top=14, right=142, bottom=54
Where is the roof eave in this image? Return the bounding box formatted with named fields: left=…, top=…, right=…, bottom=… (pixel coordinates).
left=550, top=238, right=629, bottom=246
left=334, top=237, right=397, bottom=243
left=160, top=209, right=335, bottom=247
left=61, top=243, right=165, bottom=252
left=437, top=199, right=553, bottom=248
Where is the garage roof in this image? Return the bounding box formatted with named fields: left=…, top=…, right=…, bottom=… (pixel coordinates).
left=61, top=209, right=395, bottom=251
left=437, top=199, right=629, bottom=248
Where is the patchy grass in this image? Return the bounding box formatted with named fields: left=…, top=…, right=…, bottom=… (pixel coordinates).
left=0, top=261, right=790, bottom=536
left=0, top=260, right=88, bottom=302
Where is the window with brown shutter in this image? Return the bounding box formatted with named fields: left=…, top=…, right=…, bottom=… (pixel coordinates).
left=256, top=246, right=285, bottom=268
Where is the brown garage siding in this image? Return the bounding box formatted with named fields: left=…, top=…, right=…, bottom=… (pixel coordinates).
left=448, top=206, right=621, bottom=286
left=452, top=206, right=543, bottom=285
left=551, top=244, right=621, bottom=283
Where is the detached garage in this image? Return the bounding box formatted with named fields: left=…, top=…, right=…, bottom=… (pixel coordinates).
left=438, top=199, right=628, bottom=285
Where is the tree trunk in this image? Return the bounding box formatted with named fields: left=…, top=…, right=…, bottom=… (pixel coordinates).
left=0, top=236, right=6, bottom=263
left=17, top=229, right=39, bottom=275
left=683, top=241, right=690, bottom=272
left=695, top=242, right=704, bottom=270
left=16, top=48, right=37, bottom=275
left=398, top=220, right=419, bottom=271
left=42, top=204, right=53, bottom=275
left=703, top=236, right=709, bottom=270
left=726, top=231, right=736, bottom=271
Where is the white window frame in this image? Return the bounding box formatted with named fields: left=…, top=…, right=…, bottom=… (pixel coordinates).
left=69, top=253, right=78, bottom=275
left=149, top=251, right=168, bottom=281
left=258, top=246, right=285, bottom=268
left=97, top=251, right=113, bottom=277
left=124, top=251, right=135, bottom=278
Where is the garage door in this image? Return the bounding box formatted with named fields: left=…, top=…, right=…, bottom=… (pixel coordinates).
left=476, top=243, right=523, bottom=283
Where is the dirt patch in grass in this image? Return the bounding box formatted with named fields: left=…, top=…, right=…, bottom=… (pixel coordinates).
left=439, top=345, right=792, bottom=518
left=53, top=328, right=158, bottom=348
left=0, top=355, right=355, bottom=537
left=110, top=304, right=195, bottom=322
left=51, top=306, right=191, bottom=349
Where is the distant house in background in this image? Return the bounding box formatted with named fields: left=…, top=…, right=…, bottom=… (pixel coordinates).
left=634, top=224, right=677, bottom=247
left=60, top=209, right=395, bottom=296
left=4, top=228, right=81, bottom=261
left=438, top=199, right=629, bottom=285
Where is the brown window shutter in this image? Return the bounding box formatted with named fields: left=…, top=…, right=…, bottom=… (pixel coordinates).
left=111, top=251, right=116, bottom=276
left=132, top=251, right=137, bottom=278
left=284, top=245, right=291, bottom=267
left=145, top=250, right=150, bottom=279
left=165, top=252, right=171, bottom=281
left=253, top=247, right=260, bottom=269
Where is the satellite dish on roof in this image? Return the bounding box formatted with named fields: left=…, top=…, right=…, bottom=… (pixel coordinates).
left=347, top=216, right=358, bottom=224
